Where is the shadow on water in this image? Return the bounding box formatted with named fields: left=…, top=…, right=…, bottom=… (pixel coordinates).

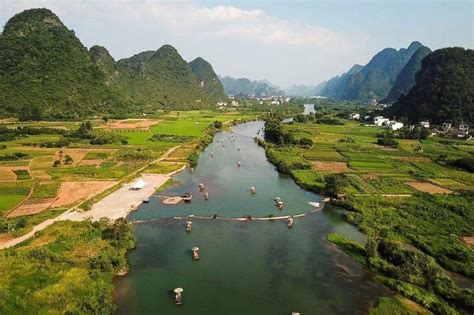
left=114, top=121, right=389, bottom=315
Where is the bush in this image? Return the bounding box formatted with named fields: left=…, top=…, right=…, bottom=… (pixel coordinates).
left=213, top=121, right=223, bottom=129
left=446, top=157, right=474, bottom=173
left=299, top=137, right=313, bottom=147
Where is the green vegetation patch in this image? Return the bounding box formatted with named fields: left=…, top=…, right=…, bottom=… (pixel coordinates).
left=0, top=219, right=135, bottom=314
left=369, top=297, right=432, bottom=315
left=12, top=169, right=31, bottom=180
left=0, top=181, right=32, bottom=214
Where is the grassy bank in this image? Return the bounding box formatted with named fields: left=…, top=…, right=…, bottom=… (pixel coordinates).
left=0, top=219, right=134, bottom=314
left=261, top=114, right=474, bottom=313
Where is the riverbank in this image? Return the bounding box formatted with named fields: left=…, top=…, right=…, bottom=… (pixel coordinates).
left=64, top=174, right=171, bottom=221
left=259, top=117, right=474, bottom=314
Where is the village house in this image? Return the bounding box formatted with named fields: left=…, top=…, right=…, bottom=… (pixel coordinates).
left=373, top=116, right=390, bottom=126
left=420, top=121, right=430, bottom=128
left=458, top=123, right=469, bottom=134
left=349, top=113, right=360, bottom=120
left=388, top=121, right=404, bottom=131
left=441, top=122, right=452, bottom=133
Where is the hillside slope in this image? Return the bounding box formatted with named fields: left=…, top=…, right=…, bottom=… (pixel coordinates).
left=382, top=46, right=432, bottom=103
left=189, top=57, right=226, bottom=100
left=0, top=8, right=222, bottom=118
left=342, top=42, right=426, bottom=102
left=0, top=8, right=130, bottom=119
left=386, top=47, right=474, bottom=124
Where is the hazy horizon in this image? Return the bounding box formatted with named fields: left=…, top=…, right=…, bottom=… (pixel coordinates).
left=1, top=0, right=472, bottom=87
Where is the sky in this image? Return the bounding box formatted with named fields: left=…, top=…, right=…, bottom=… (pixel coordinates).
left=0, top=0, right=473, bottom=87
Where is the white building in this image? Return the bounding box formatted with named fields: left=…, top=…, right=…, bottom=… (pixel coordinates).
left=442, top=122, right=452, bottom=133
left=349, top=113, right=360, bottom=120
left=420, top=121, right=430, bottom=128
left=373, top=116, right=390, bottom=126
left=389, top=121, right=404, bottom=131
left=231, top=100, right=240, bottom=107
left=459, top=123, right=469, bottom=134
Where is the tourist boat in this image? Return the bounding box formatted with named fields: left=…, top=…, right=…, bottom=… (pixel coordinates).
left=287, top=217, right=294, bottom=228
left=182, top=192, right=192, bottom=202
left=204, top=192, right=209, bottom=200
left=237, top=161, right=241, bottom=167
left=274, top=197, right=284, bottom=208
left=192, top=247, right=200, bottom=260
left=250, top=186, right=256, bottom=194
left=174, top=288, right=183, bottom=305
left=143, top=198, right=150, bottom=203
left=186, top=221, right=192, bottom=232
left=198, top=183, right=204, bottom=191
left=308, top=201, right=321, bottom=208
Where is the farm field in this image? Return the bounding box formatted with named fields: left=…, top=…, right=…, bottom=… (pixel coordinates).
left=276, top=120, right=474, bottom=194
left=0, top=110, right=255, bottom=239
left=263, top=116, right=474, bottom=314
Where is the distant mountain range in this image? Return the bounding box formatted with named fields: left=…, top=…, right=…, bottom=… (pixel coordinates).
left=219, top=76, right=328, bottom=97
left=0, top=8, right=226, bottom=119
left=320, top=41, right=430, bottom=103
left=283, top=82, right=327, bottom=97
left=386, top=47, right=473, bottom=125
left=219, top=76, right=284, bottom=97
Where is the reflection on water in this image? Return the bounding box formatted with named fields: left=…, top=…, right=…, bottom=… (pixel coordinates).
left=114, top=121, right=388, bottom=314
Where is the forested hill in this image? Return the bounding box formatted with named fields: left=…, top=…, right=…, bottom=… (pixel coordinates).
left=319, top=64, right=363, bottom=98
left=381, top=46, right=432, bottom=103
left=219, top=76, right=284, bottom=97
left=320, top=42, right=430, bottom=102
left=0, top=8, right=223, bottom=119
left=386, top=47, right=474, bottom=125
left=0, top=8, right=131, bottom=119
left=189, top=57, right=226, bottom=100
left=116, top=45, right=217, bottom=111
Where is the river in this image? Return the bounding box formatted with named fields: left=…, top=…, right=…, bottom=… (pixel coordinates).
left=114, top=121, right=387, bottom=314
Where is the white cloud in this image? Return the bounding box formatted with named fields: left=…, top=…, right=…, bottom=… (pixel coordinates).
left=1, top=1, right=352, bottom=51
left=0, top=0, right=365, bottom=85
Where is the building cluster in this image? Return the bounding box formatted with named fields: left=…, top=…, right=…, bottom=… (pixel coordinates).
left=434, top=122, right=470, bottom=138
left=350, top=111, right=471, bottom=139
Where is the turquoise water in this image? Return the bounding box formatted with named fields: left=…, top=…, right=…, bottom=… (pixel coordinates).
left=114, top=121, right=387, bottom=314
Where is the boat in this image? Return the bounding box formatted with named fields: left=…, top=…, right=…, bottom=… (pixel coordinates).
left=274, top=197, right=284, bottom=208
left=186, top=221, right=192, bottom=232
left=287, top=217, right=294, bottom=228
left=182, top=192, right=192, bottom=202
left=192, top=247, right=200, bottom=260
left=308, top=202, right=321, bottom=208
left=174, top=288, right=183, bottom=305
left=204, top=192, right=209, bottom=200
left=250, top=186, right=256, bottom=194
left=198, top=183, right=204, bottom=191
left=143, top=198, right=150, bottom=203
left=237, top=161, right=241, bottom=167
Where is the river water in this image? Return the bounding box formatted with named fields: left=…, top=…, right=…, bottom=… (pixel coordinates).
left=114, top=121, right=387, bottom=314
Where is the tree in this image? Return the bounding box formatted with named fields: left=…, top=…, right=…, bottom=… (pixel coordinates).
left=64, top=155, right=73, bottom=165
left=299, top=137, right=313, bottom=147
left=53, top=160, right=61, bottom=167
left=102, top=116, right=109, bottom=123
left=213, top=121, right=223, bottom=129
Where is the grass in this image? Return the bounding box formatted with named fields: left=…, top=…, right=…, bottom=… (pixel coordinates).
left=83, top=151, right=109, bottom=159
left=369, top=297, right=431, bottom=315
left=12, top=169, right=31, bottom=180
left=0, top=220, right=134, bottom=314
left=0, top=181, right=32, bottom=214
left=142, top=162, right=184, bottom=174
